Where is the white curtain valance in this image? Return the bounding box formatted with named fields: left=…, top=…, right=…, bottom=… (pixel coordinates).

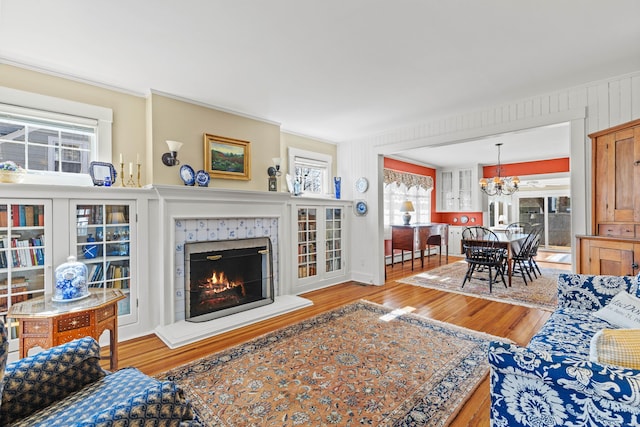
left=383, top=168, right=433, bottom=191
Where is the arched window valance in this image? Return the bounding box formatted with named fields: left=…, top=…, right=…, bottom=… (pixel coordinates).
left=383, top=168, right=433, bottom=191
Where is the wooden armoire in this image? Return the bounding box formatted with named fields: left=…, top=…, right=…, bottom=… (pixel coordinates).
left=576, top=117, right=640, bottom=275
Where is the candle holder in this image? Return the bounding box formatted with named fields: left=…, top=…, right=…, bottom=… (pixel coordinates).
left=120, top=162, right=125, bottom=187
left=126, top=173, right=136, bottom=187
left=136, top=163, right=142, bottom=188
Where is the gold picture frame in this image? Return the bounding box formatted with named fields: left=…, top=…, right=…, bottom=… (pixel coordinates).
left=203, top=134, right=251, bottom=180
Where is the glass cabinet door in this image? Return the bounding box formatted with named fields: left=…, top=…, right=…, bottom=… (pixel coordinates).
left=458, top=168, right=473, bottom=211
left=0, top=200, right=51, bottom=346
left=325, top=207, right=342, bottom=273
left=73, top=201, right=135, bottom=324
left=440, top=170, right=454, bottom=211
left=297, top=208, right=317, bottom=279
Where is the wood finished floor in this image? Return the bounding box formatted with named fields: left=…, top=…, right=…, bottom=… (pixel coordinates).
left=118, top=254, right=568, bottom=426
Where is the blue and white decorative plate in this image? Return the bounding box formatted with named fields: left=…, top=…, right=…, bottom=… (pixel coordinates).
left=195, top=170, right=210, bottom=187
left=180, top=165, right=196, bottom=186
left=355, top=200, right=368, bottom=216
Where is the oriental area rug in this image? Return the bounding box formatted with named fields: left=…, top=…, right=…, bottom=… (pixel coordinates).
left=399, top=261, right=565, bottom=311
left=159, top=300, right=504, bottom=426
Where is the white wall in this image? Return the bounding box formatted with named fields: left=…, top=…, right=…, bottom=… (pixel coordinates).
left=339, top=71, right=640, bottom=284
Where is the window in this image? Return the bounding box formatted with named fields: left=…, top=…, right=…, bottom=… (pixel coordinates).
left=0, top=87, right=113, bottom=184
left=383, top=182, right=431, bottom=227
left=288, top=148, right=333, bottom=196
left=0, top=111, right=95, bottom=174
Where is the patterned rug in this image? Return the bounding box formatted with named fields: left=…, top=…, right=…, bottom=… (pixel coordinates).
left=159, top=300, right=504, bottom=426
left=399, top=260, right=564, bottom=311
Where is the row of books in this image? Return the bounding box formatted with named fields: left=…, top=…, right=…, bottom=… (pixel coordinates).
left=0, top=205, right=45, bottom=228
left=0, top=237, right=45, bottom=269
left=88, top=262, right=130, bottom=288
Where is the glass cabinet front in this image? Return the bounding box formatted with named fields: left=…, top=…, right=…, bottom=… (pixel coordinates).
left=0, top=200, right=50, bottom=344
left=74, top=202, right=134, bottom=321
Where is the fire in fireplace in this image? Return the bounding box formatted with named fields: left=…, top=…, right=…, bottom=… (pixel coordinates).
left=185, top=237, right=274, bottom=323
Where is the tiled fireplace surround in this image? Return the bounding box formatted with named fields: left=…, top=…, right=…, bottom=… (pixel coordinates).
left=153, top=186, right=312, bottom=348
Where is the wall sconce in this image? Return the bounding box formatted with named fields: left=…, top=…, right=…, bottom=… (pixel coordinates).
left=162, top=140, right=183, bottom=166
left=267, top=157, right=282, bottom=191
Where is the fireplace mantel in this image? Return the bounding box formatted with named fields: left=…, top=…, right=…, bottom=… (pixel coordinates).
left=151, top=185, right=313, bottom=348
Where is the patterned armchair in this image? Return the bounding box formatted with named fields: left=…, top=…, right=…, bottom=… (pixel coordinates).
left=488, top=273, right=640, bottom=427
left=0, top=322, right=198, bottom=426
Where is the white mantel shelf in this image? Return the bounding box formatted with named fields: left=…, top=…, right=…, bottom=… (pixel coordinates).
left=154, top=295, right=313, bottom=349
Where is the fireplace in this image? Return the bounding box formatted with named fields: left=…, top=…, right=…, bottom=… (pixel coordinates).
left=185, top=237, right=274, bottom=323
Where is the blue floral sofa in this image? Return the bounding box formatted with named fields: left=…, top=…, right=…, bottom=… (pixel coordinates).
left=489, top=273, right=640, bottom=427
left=0, top=323, right=198, bottom=426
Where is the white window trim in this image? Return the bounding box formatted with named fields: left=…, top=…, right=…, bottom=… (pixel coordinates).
left=0, top=86, right=113, bottom=184
left=288, top=147, right=333, bottom=197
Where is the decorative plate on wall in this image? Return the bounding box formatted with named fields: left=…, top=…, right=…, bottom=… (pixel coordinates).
left=355, top=200, right=368, bottom=216
left=355, top=177, right=369, bottom=193
left=460, top=215, right=469, bottom=224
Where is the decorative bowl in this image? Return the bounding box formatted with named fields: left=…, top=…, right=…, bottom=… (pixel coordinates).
left=0, top=170, right=25, bottom=183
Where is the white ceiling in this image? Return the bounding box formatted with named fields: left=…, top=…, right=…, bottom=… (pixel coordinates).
left=1, top=0, right=639, bottom=148
left=392, top=122, right=571, bottom=169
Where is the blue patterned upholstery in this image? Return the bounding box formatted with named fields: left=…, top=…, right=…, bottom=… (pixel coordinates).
left=0, top=319, right=7, bottom=400
left=489, top=273, right=640, bottom=426
left=0, top=334, right=198, bottom=426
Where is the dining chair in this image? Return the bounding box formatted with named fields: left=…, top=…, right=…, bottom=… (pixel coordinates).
left=461, top=227, right=507, bottom=292
left=505, top=222, right=532, bottom=237
left=527, top=225, right=543, bottom=277
left=510, top=231, right=537, bottom=285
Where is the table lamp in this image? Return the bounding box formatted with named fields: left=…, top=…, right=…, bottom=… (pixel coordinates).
left=399, top=200, right=415, bottom=225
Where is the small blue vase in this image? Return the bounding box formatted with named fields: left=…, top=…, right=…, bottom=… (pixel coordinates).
left=334, top=177, right=341, bottom=199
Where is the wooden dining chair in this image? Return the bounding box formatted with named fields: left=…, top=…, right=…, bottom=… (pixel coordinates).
left=461, top=227, right=507, bottom=292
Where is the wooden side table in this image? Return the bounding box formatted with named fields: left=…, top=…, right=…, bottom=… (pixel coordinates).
left=8, top=289, right=125, bottom=370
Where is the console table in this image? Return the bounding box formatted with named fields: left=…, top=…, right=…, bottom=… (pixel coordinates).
left=8, top=289, right=125, bottom=370
left=391, top=223, right=449, bottom=269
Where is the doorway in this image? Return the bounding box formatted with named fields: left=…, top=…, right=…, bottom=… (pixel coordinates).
left=516, top=193, right=571, bottom=251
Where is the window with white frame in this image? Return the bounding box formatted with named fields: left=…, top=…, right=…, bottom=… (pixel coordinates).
left=288, top=148, right=333, bottom=196
left=383, top=182, right=432, bottom=227
left=0, top=87, right=113, bottom=184
left=0, top=111, right=95, bottom=174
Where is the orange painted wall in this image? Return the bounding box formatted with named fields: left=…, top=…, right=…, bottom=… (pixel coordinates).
left=482, top=157, right=569, bottom=178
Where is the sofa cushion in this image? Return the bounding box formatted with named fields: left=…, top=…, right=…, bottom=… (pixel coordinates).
left=590, top=328, right=640, bottom=369
left=528, top=308, right=616, bottom=357
left=1, top=337, right=105, bottom=424
left=593, top=291, right=640, bottom=328
left=12, top=367, right=190, bottom=427
left=0, top=320, right=7, bottom=402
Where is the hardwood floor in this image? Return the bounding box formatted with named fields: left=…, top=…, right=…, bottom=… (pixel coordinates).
left=118, top=254, right=566, bottom=426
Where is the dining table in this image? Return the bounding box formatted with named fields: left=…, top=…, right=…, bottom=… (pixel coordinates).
left=460, top=232, right=529, bottom=287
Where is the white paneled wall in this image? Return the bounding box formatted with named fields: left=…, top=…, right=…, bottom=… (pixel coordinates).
left=340, top=71, right=640, bottom=285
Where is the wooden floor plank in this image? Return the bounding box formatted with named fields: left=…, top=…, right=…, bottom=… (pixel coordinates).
left=117, top=253, right=565, bottom=426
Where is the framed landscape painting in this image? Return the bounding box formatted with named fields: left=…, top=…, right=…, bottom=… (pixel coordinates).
left=203, top=134, right=251, bottom=180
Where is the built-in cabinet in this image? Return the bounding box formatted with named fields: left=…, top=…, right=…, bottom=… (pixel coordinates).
left=577, top=118, right=640, bottom=275
left=0, top=199, right=51, bottom=347
left=437, top=166, right=483, bottom=212
left=71, top=201, right=136, bottom=324
left=293, top=202, right=349, bottom=293
left=448, top=225, right=464, bottom=255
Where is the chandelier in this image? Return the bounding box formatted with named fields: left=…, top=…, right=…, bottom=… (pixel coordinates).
left=479, top=143, right=520, bottom=196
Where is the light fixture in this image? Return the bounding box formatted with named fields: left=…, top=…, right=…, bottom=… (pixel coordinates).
left=162, top=140, right=183, bottom=167
left=399, top=200, right=415, bottom=225
left=479, top=143, right=520, bottom=196
left=267, top=157, right=282, bottom=191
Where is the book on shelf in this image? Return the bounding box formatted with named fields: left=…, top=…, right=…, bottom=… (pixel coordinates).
left=24, top=206, right=34, bottom=226
left=0, top=240, right=6, bottom=268
left=0, top=206, right=7, bottom=227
